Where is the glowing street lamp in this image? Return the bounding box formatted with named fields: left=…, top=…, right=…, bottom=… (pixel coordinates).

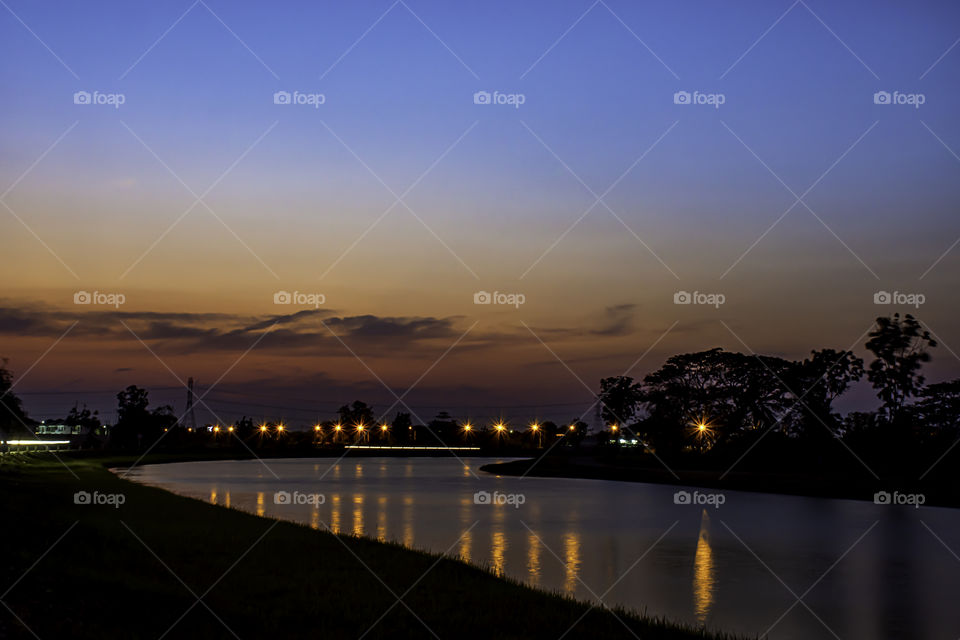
left=259, top=425, right=268, bottom=433
left=213, top=426, right=220, bottom=433
left=227, top=426, right=234, bottom=433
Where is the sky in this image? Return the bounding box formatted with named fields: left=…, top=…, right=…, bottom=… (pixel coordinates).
left=2, top=0, right=960, bottom=426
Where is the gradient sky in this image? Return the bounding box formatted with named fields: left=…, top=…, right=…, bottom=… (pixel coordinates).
left=2, top=0, right=960, bottom=426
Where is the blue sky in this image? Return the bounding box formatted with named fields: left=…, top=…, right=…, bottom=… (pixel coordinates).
left=2, top=0, right=960, bottom=422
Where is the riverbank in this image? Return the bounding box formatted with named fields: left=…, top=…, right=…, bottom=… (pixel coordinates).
left=0, top=453, right=743, bottom=639
left=479, top=455, right=960, bottom=508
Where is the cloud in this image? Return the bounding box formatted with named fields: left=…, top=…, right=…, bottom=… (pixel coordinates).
left=0, top=305, right=466, bottom=357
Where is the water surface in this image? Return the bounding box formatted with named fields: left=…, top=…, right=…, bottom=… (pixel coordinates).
left=128, top=457, right=960, bottom=639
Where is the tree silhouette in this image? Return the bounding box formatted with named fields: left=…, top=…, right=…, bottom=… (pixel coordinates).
left=598, top=376, right=643, bottom=428
left=865, top=314, right=936, bottom=426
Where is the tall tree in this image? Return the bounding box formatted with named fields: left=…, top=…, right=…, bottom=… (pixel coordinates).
left=865, top=314, right=936, bottom=425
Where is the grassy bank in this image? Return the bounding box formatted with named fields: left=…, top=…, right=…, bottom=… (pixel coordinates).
left=0, top=453, right=742, bottom=640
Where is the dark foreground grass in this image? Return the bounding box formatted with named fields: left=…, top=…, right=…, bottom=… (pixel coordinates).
left=0, top=453, right=745, bottom=640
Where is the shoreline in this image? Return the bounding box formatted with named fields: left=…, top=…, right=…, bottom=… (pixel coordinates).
left=479, top=456, right=960, bottom=509
left=0, top=452, right=745, bottom=640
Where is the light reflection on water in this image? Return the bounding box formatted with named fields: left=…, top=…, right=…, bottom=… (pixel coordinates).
left=692, top=510, right=715, bottom=624
left=131, top=457, right=960, bottom=640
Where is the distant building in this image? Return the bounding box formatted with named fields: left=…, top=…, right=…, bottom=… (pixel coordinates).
left=35, top=422, right=82, bottom=436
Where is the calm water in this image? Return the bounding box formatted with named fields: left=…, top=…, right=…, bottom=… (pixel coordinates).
left=128, top=457, right=960, bottom=639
